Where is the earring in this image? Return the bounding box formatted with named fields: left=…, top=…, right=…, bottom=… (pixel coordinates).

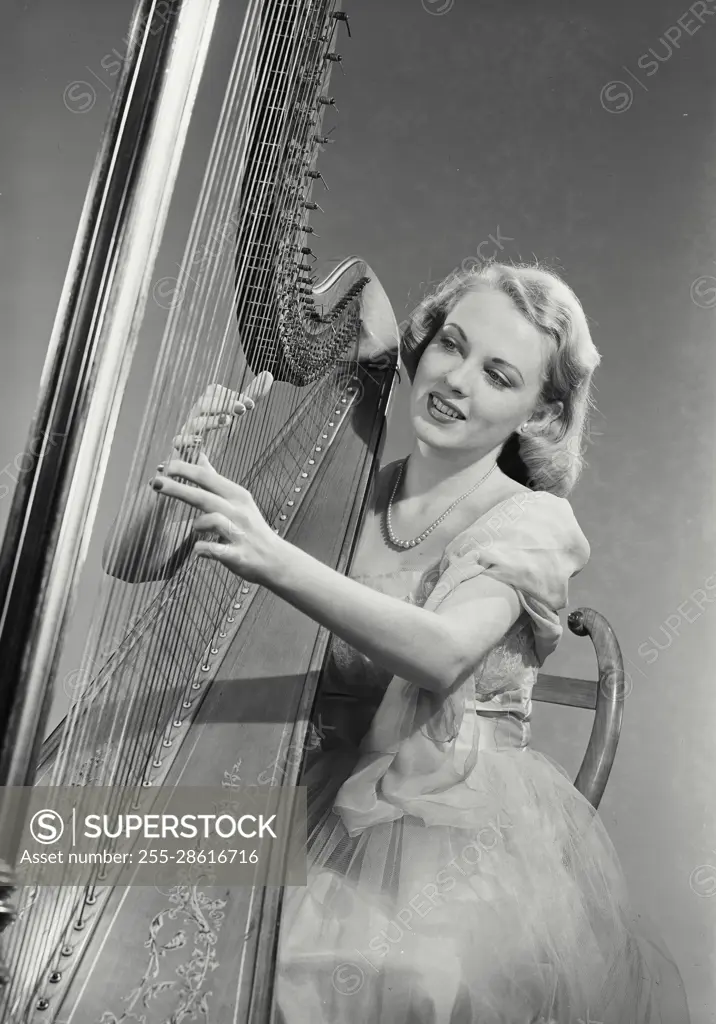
left=518, top=422, right=530, bottom=435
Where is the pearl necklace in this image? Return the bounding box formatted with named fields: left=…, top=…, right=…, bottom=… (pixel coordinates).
left=385, top=457, right=499, bottom=550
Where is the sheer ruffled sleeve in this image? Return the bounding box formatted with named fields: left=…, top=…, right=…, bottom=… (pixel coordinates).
left=437, top=489, right=590, bottom=667
left=333, top=490, right=590, bottom=836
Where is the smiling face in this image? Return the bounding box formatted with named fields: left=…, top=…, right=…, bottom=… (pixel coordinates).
left=410, top=284, right=555, bottom=457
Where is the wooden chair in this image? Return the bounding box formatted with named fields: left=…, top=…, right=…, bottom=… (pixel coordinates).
left=532, top=608, right=626, bottom=810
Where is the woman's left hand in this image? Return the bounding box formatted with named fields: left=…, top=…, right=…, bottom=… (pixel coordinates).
left=151, top=451, right=282, bottom=584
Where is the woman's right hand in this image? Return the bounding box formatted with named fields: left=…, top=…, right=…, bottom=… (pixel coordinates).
left=171, top=370, right=273, bottom=453
left=104, top=372, right=274, bottom=582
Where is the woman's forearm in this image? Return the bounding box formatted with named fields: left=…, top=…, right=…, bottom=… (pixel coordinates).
left=267, top=538, right=461, bottom=694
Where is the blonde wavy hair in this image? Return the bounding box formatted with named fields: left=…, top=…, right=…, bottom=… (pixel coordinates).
left=400, top=260, right=602, bottom=497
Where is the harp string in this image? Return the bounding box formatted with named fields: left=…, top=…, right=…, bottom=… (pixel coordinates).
left=57, top=0, right=319, bottom=790
left=46, top=0, right=262, bottom=790
left=105, top=0, right=336, bottom=787
left=2, top=2, right=365, bottom=1017
left=61, top=0, right=344, bottom=864
left=0, top=0, right=243, bottom=1007
left=49, top=0, right=269, bottom=800
left=74, top=0, right=282, bottom=785
left=49, top=0, right=283, bottom=845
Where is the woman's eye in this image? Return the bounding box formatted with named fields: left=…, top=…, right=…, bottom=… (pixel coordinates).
left=440, top=335, right=458, bottom=351
left=486, top=368, right=510, bottom=388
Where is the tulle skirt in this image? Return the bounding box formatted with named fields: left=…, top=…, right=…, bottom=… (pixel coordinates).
left=275, top=743, right=690, bottom=1024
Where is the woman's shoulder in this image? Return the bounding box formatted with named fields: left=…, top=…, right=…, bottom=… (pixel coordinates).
left=445, top=484, right=591, bottom=579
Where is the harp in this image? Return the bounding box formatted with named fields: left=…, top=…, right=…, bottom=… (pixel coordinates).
left=0, top=1, right=399, bottom=1021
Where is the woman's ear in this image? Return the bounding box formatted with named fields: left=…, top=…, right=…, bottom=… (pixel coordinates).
left=526, top=399, right=563, bottom=435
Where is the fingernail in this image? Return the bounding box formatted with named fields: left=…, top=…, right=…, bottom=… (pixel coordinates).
left=219, top=414, right=231, bottom=425
left=157, top=463, right=165, bottom=472
left=151, top=479, right=164, bottom=491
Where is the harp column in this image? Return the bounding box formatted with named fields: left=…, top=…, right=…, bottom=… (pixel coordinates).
left=0, top=0, right=221, bottom=985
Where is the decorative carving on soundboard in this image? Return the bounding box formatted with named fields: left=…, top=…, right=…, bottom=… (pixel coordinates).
left=71, top=744, right=113, bottom=786
left=96, top=759, right=246, bottom=1021
left=222, top=761, right=242, bottom=790
left=98, top=886, right=227, bottom=1024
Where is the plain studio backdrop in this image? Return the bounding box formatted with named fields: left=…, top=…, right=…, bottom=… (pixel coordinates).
left=1, top=0, right=715, bottom=1019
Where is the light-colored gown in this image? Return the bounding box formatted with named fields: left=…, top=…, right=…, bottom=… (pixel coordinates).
left=275, top=489, right=690, bottom=1023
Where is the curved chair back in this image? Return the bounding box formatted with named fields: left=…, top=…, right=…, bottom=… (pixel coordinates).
left=532, top=608, right=626, bottom=810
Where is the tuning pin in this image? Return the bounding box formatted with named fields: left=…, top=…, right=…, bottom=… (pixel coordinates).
left=330, top=58, right=345, bottom=76
left=306, top=170, right=329, bottom=190
left=318, top=96, right=338, bottom=112
left=298, top=246, right=317, bottom=262
left=303, top=201, right=323, bottom=212
left=314, top=134, right=334, bottom=145
left=332, top=12, right=352, bottom=37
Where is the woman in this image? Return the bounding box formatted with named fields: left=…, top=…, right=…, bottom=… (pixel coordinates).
left=146, top=262, right=690, bottom=1023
